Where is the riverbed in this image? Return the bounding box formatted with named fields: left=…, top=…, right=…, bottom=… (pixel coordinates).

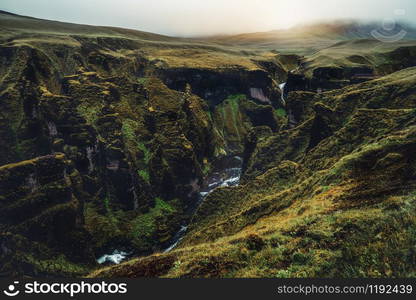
left=97, top=155, right=243, bottom=264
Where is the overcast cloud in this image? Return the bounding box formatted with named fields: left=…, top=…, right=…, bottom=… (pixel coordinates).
left=1, top=0, right=415, bottom=36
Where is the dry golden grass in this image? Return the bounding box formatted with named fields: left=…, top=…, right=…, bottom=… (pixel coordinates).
left=145, top=48, right=261, bottom=70
left=88, top=169, right=354, bottom=278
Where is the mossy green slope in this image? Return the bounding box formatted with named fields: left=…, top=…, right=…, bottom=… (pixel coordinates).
left=0, top=11, right=284, bottom=276
left=92, top=67, right=416, bottom=278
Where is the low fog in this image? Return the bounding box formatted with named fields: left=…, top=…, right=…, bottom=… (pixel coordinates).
left=1, top=0, right=416, bottom=36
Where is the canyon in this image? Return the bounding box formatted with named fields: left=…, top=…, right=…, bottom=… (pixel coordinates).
left=0, top=10, right=416, bottom=278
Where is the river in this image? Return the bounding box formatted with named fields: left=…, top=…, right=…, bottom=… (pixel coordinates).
left=97, top=155, right=243, bottom=264
left=163, top=155, right=243, bottom=252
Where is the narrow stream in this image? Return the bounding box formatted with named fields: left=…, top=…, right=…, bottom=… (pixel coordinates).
left=279, top=82, right=287, bottom=105
left=164, top=155, right=243, bottom=252
left=97, top=250, right=129, bottom=265
left=97, top=155, right=243, bottom=264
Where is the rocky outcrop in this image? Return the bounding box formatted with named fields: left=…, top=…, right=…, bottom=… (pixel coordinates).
left=155, top=67, right=282, bottom=107
left=0, top=154, right=95, bottom=276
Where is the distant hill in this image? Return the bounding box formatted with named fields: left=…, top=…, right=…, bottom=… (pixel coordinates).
left=2, top=9, right=416, bottom=55
left=0, top=9, right=180, bottom=42
left=203, top=21, right=416, bottom=54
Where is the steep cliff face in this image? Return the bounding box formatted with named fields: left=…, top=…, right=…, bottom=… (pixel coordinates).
left=156, top=67, right=281, bottom=107
left=0, top=154, right=95, bottom=276
left=284, top=42, right=416, bottom=95
left=0, top=13, right=285, bottom=276
left=92, top=67, right=416, bottom=278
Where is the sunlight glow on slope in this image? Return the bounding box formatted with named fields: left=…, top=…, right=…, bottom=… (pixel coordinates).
left=0, top=0, right=415, bottom=36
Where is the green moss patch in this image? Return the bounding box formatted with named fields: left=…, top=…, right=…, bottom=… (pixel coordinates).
left=274, top=108, right=287, bottom=118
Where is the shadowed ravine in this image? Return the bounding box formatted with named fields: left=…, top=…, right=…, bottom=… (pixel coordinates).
left=97, top=156, right=243, bottom=264
left=164, top=155, right=243, bottom=252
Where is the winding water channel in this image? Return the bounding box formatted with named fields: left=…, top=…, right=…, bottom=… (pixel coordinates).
left=97, top=155, right=243, bottom=264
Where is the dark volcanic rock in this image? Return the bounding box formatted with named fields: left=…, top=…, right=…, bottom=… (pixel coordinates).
left=0, top=154, right=95, bottom=276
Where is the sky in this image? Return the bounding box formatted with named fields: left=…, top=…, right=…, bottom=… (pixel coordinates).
left=1, top=0, right=416, bottom=36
